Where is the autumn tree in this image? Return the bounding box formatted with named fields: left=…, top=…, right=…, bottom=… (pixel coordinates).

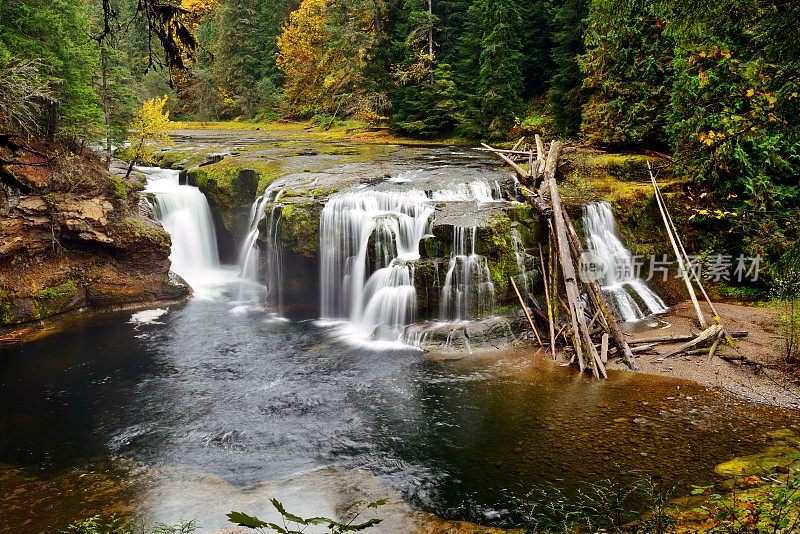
left=276, top=0, right=331, bottom=115
left=124, top=96, right=174, bottom=176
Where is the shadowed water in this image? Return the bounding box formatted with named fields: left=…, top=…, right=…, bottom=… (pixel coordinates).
left=1, top=288, right=799, bottom=532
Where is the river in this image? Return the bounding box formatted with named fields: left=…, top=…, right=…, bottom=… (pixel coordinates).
left=2, top=288, right=798, bottom=531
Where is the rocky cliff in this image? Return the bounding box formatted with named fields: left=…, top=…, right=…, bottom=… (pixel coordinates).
left=0, top=138, right=189, bottom=332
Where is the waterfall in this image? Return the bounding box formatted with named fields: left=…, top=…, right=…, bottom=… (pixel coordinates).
left=511, top=228, right=535, bottom=297
left=236, top=183, right=285, bottom=311
left=319, top=190, right=434, bottom=344
left=439, top=226, right=496, bottom=320
left=142, top=167, right=222, bottom=290
left=430, top=180, right=503, bottom=202
left=582, top=201, right=667, bottom=321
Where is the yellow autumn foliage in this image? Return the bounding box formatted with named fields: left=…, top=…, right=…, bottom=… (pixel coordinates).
left=127, top=96, right=174, bottom=163
left=276, top=0, right=332, bottom=113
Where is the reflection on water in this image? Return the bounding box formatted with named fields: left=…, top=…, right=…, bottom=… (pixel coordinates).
left=1, top=285, right=799, bottom=532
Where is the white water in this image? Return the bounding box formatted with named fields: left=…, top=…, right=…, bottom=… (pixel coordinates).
left=582, top=201, right=667, bottom=321
left=141, top=167, right=234, bottom=294
left=511, top=228, right=536, bottom=298
left=236, top=183, right=285, bottom=312
left=439, top=226, right=496, bottom=320
left=430, top=180, right=503, bottom=202
left=319, top=190, right=434, bottom=345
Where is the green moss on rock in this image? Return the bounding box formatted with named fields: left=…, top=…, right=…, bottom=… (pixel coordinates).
left=0, top=289, right=14, bottom=325
left=33, top=279, right=78, bottom=319
left=279, top=200, right=322, bottom=258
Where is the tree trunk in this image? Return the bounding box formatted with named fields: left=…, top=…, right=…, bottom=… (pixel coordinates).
left=100, top=43, right=112, bottom=170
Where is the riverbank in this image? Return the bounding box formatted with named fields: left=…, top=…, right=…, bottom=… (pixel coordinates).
left=610, top=300, right=800, bottom=409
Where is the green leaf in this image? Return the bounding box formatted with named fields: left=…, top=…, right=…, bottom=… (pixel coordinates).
left=271, top=498, right=307, bottom=524
left=368, top=498, right=389, bottom=508
left=338, top=518, right=383, bottom=532
left=691, top=484, right=713, bottom=495
left=227, top=511, right=269, bottom=529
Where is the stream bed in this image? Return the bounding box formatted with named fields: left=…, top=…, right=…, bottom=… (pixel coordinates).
left=2, top=283, right=799, bottom=532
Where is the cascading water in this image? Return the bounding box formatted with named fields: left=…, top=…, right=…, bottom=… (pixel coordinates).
left=511, top=228, right=536, bottom=298
left=582, top=201, right=667, bottom=321
left=319, top=190, right=434, bottom=345
left=236, top=183, right=285, bottom=311
left=142, top=167, right=223, bottom=290
left=439, top=226, right=496, bottom=320
left=430, top=180, right=503, bottom=202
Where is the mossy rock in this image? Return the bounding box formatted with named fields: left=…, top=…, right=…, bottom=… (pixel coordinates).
left=589, top=154, right=651, bottom=181
left=188, top=165, right=258, bottom=210
left=715, top=445, right=800, bottom=477
left=278, top=200, right=322, bottom=259
left=32, top=279, right=78, bottom=320
left=0, top=289, right=14, bottom=325
left=116, top=216, right=172, bottom=249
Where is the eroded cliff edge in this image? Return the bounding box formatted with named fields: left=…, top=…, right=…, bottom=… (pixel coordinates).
left=0, top=138, right=189, bottom=330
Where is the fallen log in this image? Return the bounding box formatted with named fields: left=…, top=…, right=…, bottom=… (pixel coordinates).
left=510, top=276, right=544, bottom=347
left=538, top=243, right=557, bottom=360
left=629, top=331, right=747, bottom=345
left=518, top=185, right=553, bottom=217
left=481, top=143, right=531, bottom=184
left=546, top=141, right=605, bottom=377
left=562, top=210, right=638, bottom=370
left=662, top=324, right=723, bottom=358
left=630, top=343, right=659, bottom=354
left=648, top=162, right=708, bottom=329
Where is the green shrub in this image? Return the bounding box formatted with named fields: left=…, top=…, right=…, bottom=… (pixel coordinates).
left=109, top=176, right=128, bottom=201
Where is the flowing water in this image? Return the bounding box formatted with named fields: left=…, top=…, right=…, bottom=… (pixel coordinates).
left=582, top=201, right=668, bottom=321
left=439, top=227, right=496, bottom=320
left=2, top=163, right=798, bottom=533
left=235, top=182, right=286, bottom=313
left=1, top=307, right=798, bottom=532
left=141, top=167, right=237, bottom=297
left=319, top=190, right=434, bottom=346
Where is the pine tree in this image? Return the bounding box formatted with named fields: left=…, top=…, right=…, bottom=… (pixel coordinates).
left=580, top=0, right=673, bottom=146
left=212, top=0, right=294, bottom=117
left=459, top=0, right=525, bottom=138
left=0, top=0, right=103, bottom=140
left=548, top=0, right=588, bottom=136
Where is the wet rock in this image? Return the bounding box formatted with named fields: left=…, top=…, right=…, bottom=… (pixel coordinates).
left=0, top=145, right=190, bottom=328
left=406, top=314, right=527, bottom=353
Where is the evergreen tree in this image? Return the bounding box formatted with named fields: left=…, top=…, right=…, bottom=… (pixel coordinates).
left=459, top=0, right=525, bottom=138
left=0, top=0, right=103, bottom=140
left=548, top=0, right=588, bottom=136
left=212, top=0, right=294, bottom=117
left=518, top=0, right=557, bottom=99
left=579, top=0, right=673, bottom=146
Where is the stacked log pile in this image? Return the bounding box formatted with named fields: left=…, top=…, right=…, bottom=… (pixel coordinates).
left=480, top=137, right=743, bottom=378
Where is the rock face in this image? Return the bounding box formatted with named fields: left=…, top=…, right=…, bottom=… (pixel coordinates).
left=0, top=140, right=189, bottom=328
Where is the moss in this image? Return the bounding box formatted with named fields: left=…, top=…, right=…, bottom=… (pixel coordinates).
left=188, top=158, right=285, bottom=208
left=476, top=211, right=519, bottom=288
left=33, top=279, right=78, bottom=319
left=109, top=176, right=128, bottom=201
left=117, top=216, right=170, bottom=247
left=588, top=154, right=650, bottom=181
left=0, top=289, right=14, bottom=325
left=279, top=200, right=322, bottom=258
